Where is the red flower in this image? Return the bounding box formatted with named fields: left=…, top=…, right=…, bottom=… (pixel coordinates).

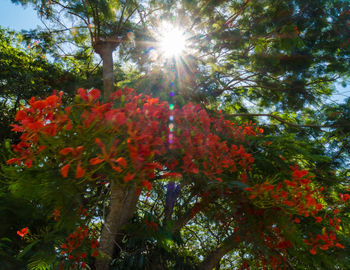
left=89, top=157, right=103, bottom=165
left=315, top=216, right=322, bottom=223
left=293, top=218, right=301, bottom=223
left=124, top=173, right=135, bottom=183
left=91, top=239, right=99, bottom=249
left=91, top=250, right=99, bottom=257
left=15, top=110, right=27, bottom=121
left=61, top=164, right=70, bottom=178
left=45, top=95, right=59, bottom=106
left=336, top=243, right=345, bottom=249
left=65, top=121, right=72, bottom=130
left=77, top=88, right=88, bottom=101
left=52, top=208, right=60, bottom=221
left=7, top=158, right=19, bottom=165
left=309, top=248, right=317, bottom=255
left=89, top=89, right=100, bottom=101
left=315, top=203, right=323, bottom=210
left=293, top=169, right=308, bottom=179
left=59, top=147, right=74, bottom=155
left=32, top=100, right=47, bottom=109
left=116, top=157, right=127, bottom=168
left=75, top=162, right=85, bottom=178
left=162, top=172, right=182, bottom=178
left=112, top=166, right=122, bottom=173
left=141, top=180, right=152, bottom=191
left=17, top=227, right=29, bottom=237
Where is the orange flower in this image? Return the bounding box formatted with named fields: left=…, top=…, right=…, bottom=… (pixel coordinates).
left=75, top=162, right=85, bottom=178
left=32, top=100, right=47, bottom=109
left=293, top=218, right=301, bottom=223
left=124, top=173, right=135, bottom=183
left=309, top=248, right=317, bottom=255
left=315, top=216, right=322, bottom=223
left=15, top=110, right=27, bottom=121
left=116, top=157, right=127, bottom=168
left=112, top=166, right=122, bottom=173
left=59, top=147, right=74, bottom=155
left=89, top=89, right=100, bottom=101
left=7, top=158, right=19, bottom=165
left=336, top=243, right=345, bottom=249
left=17, top=227, right=29, bottom=237
left=90, top=157, right=103, bottom=165
left=61, top=164, right=70, bottom=178
left=64, top=121, right=72, bottom=130
left=141, top=180, right=152, bottom=191
left=52, top=208, right=60, bottom=221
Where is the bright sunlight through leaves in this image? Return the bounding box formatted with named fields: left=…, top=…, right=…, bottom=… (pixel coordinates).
left=157, top=22, right=187, bottom=58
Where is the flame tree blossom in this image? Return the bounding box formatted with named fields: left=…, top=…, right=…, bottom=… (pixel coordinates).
left=7, top=88, right=347, bottom=269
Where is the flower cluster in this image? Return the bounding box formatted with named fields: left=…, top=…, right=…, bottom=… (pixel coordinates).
left=305, top=229, right=344, bottom=255
left=246, top=166, right=322, bottom=216
left=244, top=165, right=345, bottom=260
left=8, top=88, right=262, bottom=267
left=60, top=226, right=99, bottom=268
left=7, top=92, right=67, bottom=168
left=8, top=88, right=258, bottom=192
left=12, top=88, right=327, bottom=270
left=164, top=104, right=260, bottom=181
left=17, top=227, right=29, bottom=238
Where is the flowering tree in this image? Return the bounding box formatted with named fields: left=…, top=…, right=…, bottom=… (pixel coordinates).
left=6, top=87, right=348, bottom=269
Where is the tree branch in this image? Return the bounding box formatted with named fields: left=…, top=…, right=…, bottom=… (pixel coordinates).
left=197, top=234, right=237, bottom=270
left=227, top=113, right=341, bottom=129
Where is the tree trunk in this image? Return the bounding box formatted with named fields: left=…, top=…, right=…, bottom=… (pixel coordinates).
left=94, top=40, right=140, bottom=270
left=95, top=183, right=139, bottom=270
left=101, top=46, right=114, bottom=98
left=94, top=41, right=116, bottom=99
left=197, top=234, right=238, bottom=270
left=197, top=245, right=232, bottom=270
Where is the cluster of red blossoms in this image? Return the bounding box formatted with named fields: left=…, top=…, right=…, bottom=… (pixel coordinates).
left=17, top=227, right=29, bottom=238
left=246, top=166, right=322, bottom=216
left=8, top=87, right=261, bottom=191
left=7, top=92, right=65, bottom=168
left=244, top=165, right=345, bottom=260
left=11, top=87, right=344, bottom=269
left=9, top=88, right=262, bottom=266
left=60, top=226, right=99, bottom=269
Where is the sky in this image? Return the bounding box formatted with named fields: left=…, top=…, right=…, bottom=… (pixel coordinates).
left=0, top=0, right=43, bottom=31
left=0, top=0, right=349, bottom=104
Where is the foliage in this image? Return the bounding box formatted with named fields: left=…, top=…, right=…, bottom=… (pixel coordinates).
left=3, top=88, right=349, bottom=269
left=0, top=27, right=102, bottom=143
left=2, top=0, right=350, bottom=269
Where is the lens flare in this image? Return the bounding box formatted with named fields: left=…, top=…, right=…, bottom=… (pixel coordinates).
left=157, top=22, right=187, bottom=58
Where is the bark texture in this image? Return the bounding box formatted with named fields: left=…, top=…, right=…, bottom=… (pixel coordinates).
left=94, top=41, right=117, bottom=99
left=94, top=39, right=139, bottom=270
left=197, top=244, right=233, bottom=270
left=95, top=183, right=138, bottom=270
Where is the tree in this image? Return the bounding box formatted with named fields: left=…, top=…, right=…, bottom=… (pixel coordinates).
left=5, top=88, right=350, bottom=269
left=3, top=0, right=350, bottom=269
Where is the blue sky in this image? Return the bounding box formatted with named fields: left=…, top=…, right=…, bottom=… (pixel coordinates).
left=0, top=0, right=349, bottom=103
left=0, top=0, right=43, bottom=31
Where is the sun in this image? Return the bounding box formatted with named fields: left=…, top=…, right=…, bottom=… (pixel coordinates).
left=157, top=22, right=187, bottom=58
